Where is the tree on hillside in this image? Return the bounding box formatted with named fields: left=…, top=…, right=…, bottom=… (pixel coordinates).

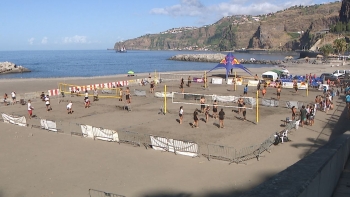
left=333, top=38, right=347, bottom=55
left=319, top=44, right=334, bottom=58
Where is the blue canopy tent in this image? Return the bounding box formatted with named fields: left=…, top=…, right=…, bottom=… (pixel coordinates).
left=207, top=52, right=253, bottom=82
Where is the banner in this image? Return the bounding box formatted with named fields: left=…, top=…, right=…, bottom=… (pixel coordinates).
left=282, top=82, right=294, bottom=89
left=155, top=92, right=173, bottom=98
left=298, top=82, right=308, bottom=90
left=212, top=95, right=235, bottom=102
left=40, top=119, right=57, bottom=132
left=211, top=78, right=223, bottom=85
left=80, top=124, right=94, bottom=139
left=1, top=113, right=27, bottom=127
left=92, top=127, right=119, bottom=142
left=248, top=80, right=259, bottom=87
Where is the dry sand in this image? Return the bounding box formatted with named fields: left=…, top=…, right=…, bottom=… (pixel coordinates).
left=0, top=61, right=349, bottom=197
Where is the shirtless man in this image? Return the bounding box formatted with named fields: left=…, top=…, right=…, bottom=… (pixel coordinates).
left=125, top=87, right=131, bottom=104
left=277, top=85, right=281, bottom=100
left=200, top=96, right=206, bottom=113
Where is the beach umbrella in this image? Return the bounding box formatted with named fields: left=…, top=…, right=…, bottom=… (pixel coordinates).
left=127, top=71, right=134, bottom=74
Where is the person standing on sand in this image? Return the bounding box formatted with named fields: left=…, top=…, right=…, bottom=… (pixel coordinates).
left=11, top=91, right=16, bottom=105
left=179, top=106, right=183, bottom=124
left=293, top=80, right=298, bottom=93
left=291, top=106, right=296, bottom=120
left=205, top=105, right=210, bottom=123
left=242, top=102, right=247, bottom=121
left=67, top=101, right=73, bottom=114
left=219, top=108, right=225, bottom=128
left=277, top=85, right=281, bottom=100
left=45, top=95, right=52, bottom=112
left=84, top=90, right=89, bottom=101
left=300, top=105, right=307, bottom=127
left=27, top=100, right=34, bottom=119
left=180, top=78, right=184, bottom=93
left=200, top=96, right=206, bottom=113
left=125, top=87, right=131, bottom=104
left=192, top=109, right=199, bottom=128
left=243, top=85, right=248, bottom=96
left=119, top=88, right=123, bottom=101
left=262, top=87, right=267, bottom=97
left=3, top=93, right=8, bottom=106
left=213, top=100, right=218, bottom=119
left=187, top=76, right=191, bottom=87
left=150, top=80, right=155, bottom=93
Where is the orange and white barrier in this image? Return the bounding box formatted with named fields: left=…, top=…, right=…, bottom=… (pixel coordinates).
left=48, top=89, right=60, bottom=96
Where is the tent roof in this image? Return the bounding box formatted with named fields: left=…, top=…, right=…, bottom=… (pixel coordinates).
left=270, top=69, right=283, bottom=75
left=262, top=71, right=278, bottom=76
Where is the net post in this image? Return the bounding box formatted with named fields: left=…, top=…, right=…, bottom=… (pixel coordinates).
left=164, top=85, right=167, bottom=114
left=256, top=90, right=259, bottom=124
left=234, top=71, right=237, bottom=91
left=204, top=71, right=207, bottom=89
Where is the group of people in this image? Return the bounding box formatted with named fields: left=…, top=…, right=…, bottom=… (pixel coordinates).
left=3, top=91, right=17, bottom=105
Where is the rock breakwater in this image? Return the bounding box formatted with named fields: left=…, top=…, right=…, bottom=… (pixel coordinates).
left=0, top=62, right=31, bottom=74
left=169, top=54, right=286, bottom=65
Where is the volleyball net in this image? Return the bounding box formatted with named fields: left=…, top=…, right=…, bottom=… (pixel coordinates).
left=159, top=73, right=204, bottom=82
left=171, top=92, right=255, bottom=109
left=58, top=83, right=122, bottom=98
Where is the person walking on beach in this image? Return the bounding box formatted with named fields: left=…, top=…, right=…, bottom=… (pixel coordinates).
left=93, top=89, right=98, bottom=101
left=219, top=108, right=225, bottom=128
left=213, top=100, right=218, bottom=119
left=205, top=105, right=210, bottom=123
left=237, top=97, right=244, bottom=114
left=257, top=82, right=261, bottom=95
left=119, top=88, right=123, bottom=101
left=45, top=95, right=52, bottom=111
left=84, top=98, right=90, bottom=108
left=200, top=96, right=206, bottom=113
left=277, top=85, right=281, bottom=100
left=125, top=87, right=131, bottom=104
left=179, top=106, right=183, bottom=124
left=187, top=76, right=191, bottom=87
left=180, top=78, right=184, bottom=93
left=27, top=100, right=34, bottom=119
left=67, top=101, right=73, bottom=114
left=243, top=85, right=248, bottom=96
left=11, top=91, right=16, bottom=105
left=192, top=109, right=199, bottom=128
left=262, top=87, right=267, bottom=97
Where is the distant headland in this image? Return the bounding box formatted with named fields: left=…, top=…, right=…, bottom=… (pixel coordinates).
left=0, top=62, right=31, bottom=74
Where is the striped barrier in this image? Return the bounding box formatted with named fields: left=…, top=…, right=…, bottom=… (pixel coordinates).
left=48, top=89, right=60, bottom=96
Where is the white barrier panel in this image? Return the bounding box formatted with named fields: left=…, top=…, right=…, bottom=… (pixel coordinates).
left=212, top=95, right=235, bottom=103
left=92, top=127, right=119, bottom=142
left=80, top=125, right=94, bottom=139
left=318, top=84, right=329, bottom=91
left=155, top=92, right=173, bottom=98
left=285, top=101, right=299, bottom=109
left=282, top=82, right=294, bottom=89
left=298, top=82, right=308, bottom=90
left=1, top=113, right=27, bottom=127
left=248, top=80, right=259, bottom=86
left=150, top=136, right=173, bottom=152
left=211, top=78, right=223, bottom=85
left=262, top=99, right=279, bottom=107
left=173, top=139, right=199, bottom=157
left=40, top=119, right=57, bottom=132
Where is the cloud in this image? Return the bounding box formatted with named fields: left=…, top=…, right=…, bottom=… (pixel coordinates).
left=150, top=0, right=320, bottom=19
left=62, top=35, right=88, bottom=44
left=41, top=37, right=48, bottom=44
left=28, top=37, right=35, bottom=45
left=150, top=0, right=205, bottom=16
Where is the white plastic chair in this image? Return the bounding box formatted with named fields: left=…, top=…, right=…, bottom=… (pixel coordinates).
left=280, top=130, right=289, bottom=143
left=294, top=120, right=300, bottom=130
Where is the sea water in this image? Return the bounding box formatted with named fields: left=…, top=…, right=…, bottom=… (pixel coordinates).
left=0, top=50, right=297, bottom=79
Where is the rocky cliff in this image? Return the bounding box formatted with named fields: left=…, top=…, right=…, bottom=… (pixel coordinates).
left=0, top=62, right=31, bottom=74
left=115, top=2, right=341, bottom=51
left=339, top=0, right=350, bottom=23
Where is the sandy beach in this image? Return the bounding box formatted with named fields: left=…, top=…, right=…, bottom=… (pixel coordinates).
left=0, top=61, right=349, bottom=197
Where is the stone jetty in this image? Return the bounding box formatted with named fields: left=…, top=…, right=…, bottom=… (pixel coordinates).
left=169, top=54, right=285, bottom=65
left=0, top=62, right=31, bottom=74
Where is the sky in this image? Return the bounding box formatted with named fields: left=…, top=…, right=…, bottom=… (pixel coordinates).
left=0, top=0, right=337, bottom=51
